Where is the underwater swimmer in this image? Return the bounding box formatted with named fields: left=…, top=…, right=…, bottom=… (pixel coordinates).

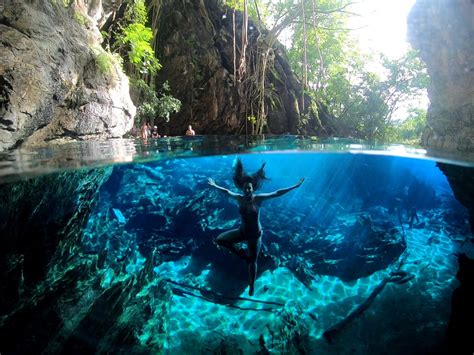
left=208, top=158, right=304, bottom=296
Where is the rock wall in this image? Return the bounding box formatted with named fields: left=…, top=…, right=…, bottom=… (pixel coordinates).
left=408, top=0, right=474, bottom=235
left=150, top=0, right=333, bottom=136
left=437, top=163, right=474, bottom=234
left=408, top=0, right=474, bottom=152
left=447, top=253, right=474, bottom=354
left=0, top=168, right=112, bottom=316
left=0, top=168, right=171, bottom=353
left=0, top=0, right=135, bottom=151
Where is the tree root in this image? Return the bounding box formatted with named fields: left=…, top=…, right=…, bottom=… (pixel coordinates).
left=323, top=270, right=414, bottom=343
left=165, top=278, right=284, bottom=312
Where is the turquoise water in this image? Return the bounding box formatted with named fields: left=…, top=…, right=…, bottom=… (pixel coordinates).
left=0, top=137, right=473, bottom=354
left=1, top=136, right=473, bottom=183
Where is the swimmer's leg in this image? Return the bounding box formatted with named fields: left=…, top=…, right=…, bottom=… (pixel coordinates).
left=247, top=236, right=262, bottom=296
left=215, top=229, right=248, bottom=260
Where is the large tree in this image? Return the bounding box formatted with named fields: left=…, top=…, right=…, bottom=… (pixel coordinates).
left=226, top=0, right=428, bottom=140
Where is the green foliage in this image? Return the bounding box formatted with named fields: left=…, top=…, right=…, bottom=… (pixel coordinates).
left=261, top=0, right=428, bottom=141
left=341, top=50, right=428, bottom=140
left=132, top=80, right=181, bottom=124
left=74, top=12, right=88, bottom=26
left=286, top=0, right=428, bottom=140
left=118, top=23, right=161, bottom=74
left=322, top=51, right=428, bottom=141
left=129, top=0, right=148, bottom=24
left=96, top=53, right=114, bottom=75
left=224, top=0, right=268, bottom=21
left=50, top=0, right=71, bottom=8
left=93, top=47, right=122, bottom=78
left=390, top=107, right=427, bottom=144
left=155, top=83, right=182, bottom=122
left=108, top=0, right=161, bottom=76
left=100, top=31, right=110, bottom=41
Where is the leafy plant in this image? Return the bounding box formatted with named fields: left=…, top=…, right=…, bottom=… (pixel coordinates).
left=118, top=23, right=161, bottom=74
left=50, top=0, right=72, bottom=8
left=247, top=115, right=257, bottom=125
left=112, top=0, right=161, bottom=75
left=155, top=83, right=182, bottom=122
left=93, top=47, right=122, bottom=79
left=74, top=12, right=88, bottom=27
left=268, top=0, right=429, bottom=140
left=390, top=107, right=427, bottom=144
left=224, top=0, right=268, bottom=21
left=132, top=80, right=181, bottom=124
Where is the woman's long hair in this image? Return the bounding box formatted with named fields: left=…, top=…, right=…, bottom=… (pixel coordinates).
left=233, top=158, right=268, bottom=190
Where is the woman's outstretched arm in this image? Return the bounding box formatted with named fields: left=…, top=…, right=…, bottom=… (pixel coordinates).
left=208, top=178, right=240, bottom=198
left=256, top=178, right=304, bottom=200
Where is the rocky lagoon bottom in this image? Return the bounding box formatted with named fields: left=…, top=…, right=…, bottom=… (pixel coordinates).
left=0, top=137, right=473, bottom=354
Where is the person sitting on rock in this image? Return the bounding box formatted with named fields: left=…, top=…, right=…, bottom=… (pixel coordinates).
left=208, top=158, right=304, bottom=296
left=185, top=125, right=196, bottom=136
left=151, top=126, right=161, bottom=138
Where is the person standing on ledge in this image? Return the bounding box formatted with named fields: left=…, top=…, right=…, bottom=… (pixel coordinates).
left=208, top=158, right=304, bottom=296
left=140, top=121, right=149, bottom=139
left=185, top=125, right=196, bottom=136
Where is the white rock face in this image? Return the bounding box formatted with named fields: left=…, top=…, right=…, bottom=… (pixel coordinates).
left=408, top=0, right=474, bottom=152
left=0, top=1, right=135, bottom=151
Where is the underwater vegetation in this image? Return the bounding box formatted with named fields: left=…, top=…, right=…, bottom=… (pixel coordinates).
left=0, top=151, right=473, bottom=354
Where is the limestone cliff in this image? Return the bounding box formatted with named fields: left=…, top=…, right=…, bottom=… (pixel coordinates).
left=408, top=0, right=474, bottom=234
left=0, top=0, right=135, bottom=151
left=149, top=0, right=334, bottom=136
left=0, top=168, right=170, bottom=353
left=408, top=0, right=474, bottom=152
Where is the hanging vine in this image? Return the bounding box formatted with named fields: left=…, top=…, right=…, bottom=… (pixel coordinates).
left=225, top=0, right=357, bottom=135
left=233, top=7, right=237, bottom=84
left=301, top=0, right=308, bottom=112
left=311, top=0, right=325, bottom=92
left=250, top=3, right=301, bottom=134
left=237, top=0, right=249, bottom=80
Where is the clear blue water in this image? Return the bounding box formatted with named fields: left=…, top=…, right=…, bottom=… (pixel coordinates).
left=1, top=136, right=473, bottom=183
left=0, top=137, right=473, bottom=354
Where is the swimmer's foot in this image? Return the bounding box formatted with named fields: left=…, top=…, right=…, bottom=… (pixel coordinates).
left=249, top=285, right=254, bottom=296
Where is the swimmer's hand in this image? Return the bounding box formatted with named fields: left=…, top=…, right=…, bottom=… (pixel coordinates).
left=207, top=178, right=217, bottom=187
left=296, top=178, right=305, bottom=187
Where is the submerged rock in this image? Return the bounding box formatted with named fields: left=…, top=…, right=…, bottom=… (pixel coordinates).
left=447, top=253, right=474, bottom=354
left=0, top=168, right=112, bottom=352
left=0, top=167, right=172, bottom=353
left=0, top=152, right=471, bottom=353
left=0, top=1, right=135, bottom=151
left=408, top=0, right=474, bottom=237
left=0, top=168, right=112, bottom=315
left=297, top=214, right=406, bottom=282
left=438, top=163, right=474, bottom=235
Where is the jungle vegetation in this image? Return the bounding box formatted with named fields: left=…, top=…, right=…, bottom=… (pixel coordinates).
left=224, top=0, right=428, bottom=143
left=101, top=0, right=181, bottom=127
left=102, top=0, right=428, bottom=143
